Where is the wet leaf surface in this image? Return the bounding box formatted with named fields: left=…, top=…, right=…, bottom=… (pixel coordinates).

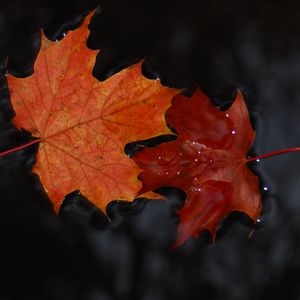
left=133, top=89, right=261, bottom=246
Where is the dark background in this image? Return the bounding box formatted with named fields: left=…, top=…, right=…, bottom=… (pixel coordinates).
left=1, top=0, right=300, bottom=299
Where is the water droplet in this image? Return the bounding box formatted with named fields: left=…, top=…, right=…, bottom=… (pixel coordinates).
left=225, top=113, right=229, bottom=117
left=209, top=159, right=213, bottom=163
left=231, top=130, right=236, bottom=135
left=55, top=39, right=59, bottom=42
left=5, top=73, right=8, bottom=77
left=196, top=188, right=202, bottom=192
left=263, top=186, right=268, bottom=191
left=194, top=158, right=198, bottom=162
left=192, top=141, right=196, bottom=145
left=256, top=158, right=260, bottom=163
left=158, top=156, right=162, bottom=160
left=198, top=150, right=201, bottom=154
left=177, top=171, right=180, bottom=175
left=179, top=152, right=183, bottom=156
left=165, top=171, right=169, bottom=175
left=256, top=218, right=261, bottom=223
left=62, top=32, right=66, bottom=37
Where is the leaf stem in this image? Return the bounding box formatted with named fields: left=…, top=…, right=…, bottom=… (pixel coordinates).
left=247, top=147, right=300, bottom=162
left=1, top=139, right=300, bottom=163
left=0, top=139, right=41, bottom=157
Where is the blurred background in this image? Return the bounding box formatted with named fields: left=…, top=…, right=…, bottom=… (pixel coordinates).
left=1, top=0, right=300, bottom=299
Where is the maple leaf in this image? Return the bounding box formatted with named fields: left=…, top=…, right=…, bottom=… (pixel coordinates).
left=7, top=12, right=180, bottom=212
left=132, top=89, right=262, bottom=247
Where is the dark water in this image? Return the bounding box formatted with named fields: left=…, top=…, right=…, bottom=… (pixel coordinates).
left=1, top=1, right=300, bottom=299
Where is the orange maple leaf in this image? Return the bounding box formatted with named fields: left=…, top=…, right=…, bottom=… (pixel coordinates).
left=7, top=12, right=180, bottom=212
left=133, top=89, right=262, bottom=247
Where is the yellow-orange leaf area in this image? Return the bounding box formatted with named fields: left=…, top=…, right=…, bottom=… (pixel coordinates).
left=7, top=13, right=180, bottom=213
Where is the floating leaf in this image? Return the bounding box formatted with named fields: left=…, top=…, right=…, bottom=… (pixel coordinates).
left=7, top=12, right=180, bottom=212
left=133, top=89, right=261, bottom=246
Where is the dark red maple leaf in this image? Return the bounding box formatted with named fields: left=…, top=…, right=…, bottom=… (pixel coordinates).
left=133, top=89, right=262, bottom=247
